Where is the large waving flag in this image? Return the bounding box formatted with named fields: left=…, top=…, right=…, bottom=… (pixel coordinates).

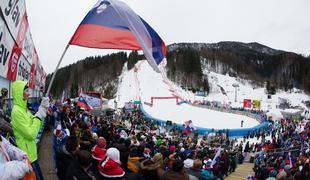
left=79, top=93, right=102, bottom=108
left=77, top=96, right=94, bottom=112
left=69, top=0, right=166, bottom=72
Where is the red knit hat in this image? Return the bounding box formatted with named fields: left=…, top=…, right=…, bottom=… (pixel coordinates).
left=91, top=145, right=107, bottom=160
left=98, top=157, right=125, bottom=178
left=97, top=137, right=107, bottom=149
left=169, top=145, right=176, bottom=152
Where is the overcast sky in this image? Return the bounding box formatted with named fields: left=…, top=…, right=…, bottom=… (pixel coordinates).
left=26, top=0, right=310, bottom=73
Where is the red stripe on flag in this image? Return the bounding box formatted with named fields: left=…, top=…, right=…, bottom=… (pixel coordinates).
left=69, top=24, right=141, bottom=50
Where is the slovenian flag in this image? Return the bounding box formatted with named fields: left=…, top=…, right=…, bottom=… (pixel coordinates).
left=211, top=147, right=221, bottom=168
left=69, top=0, right=166, bottom=72
left=184, top=120, right=196, bottom=133
left=77, top=96, right=93, bottom=112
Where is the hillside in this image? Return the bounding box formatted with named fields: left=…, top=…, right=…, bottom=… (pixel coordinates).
left=46, top=51, right=142, bottom=98
left=46, top=42, right=310, bottom=98
left=166, top=42, right=310, bottom=94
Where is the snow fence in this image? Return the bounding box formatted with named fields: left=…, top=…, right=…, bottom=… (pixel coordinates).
left=139, top=102, right=270, bottom=137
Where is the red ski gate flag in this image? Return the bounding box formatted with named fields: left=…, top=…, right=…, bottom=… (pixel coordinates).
left=69, top=0, right=166, bottom=72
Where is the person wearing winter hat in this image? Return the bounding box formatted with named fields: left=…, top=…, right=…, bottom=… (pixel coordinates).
left=107, top=148, right=121, bottom=164
left=183, top=158, right=194, bottom=169
left=98, top=148, right=125, bottom=179
left=11, top=81, right=50, bottom=180
left=52, top=124, right=69, bottom=171
left=127, top=146, right=144, bottom=173
left=90, top=137, right=107, bottom=178
left=92, top=137, right=107, bottom=159
left=97, top=137, right=107, bottom=148
left=169, top=145, right=176, bottom=153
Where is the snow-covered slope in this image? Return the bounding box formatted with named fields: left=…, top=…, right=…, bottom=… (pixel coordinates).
left=115, top=60, right=310, bottom=128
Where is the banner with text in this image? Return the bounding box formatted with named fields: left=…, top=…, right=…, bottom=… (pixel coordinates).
left=0, top=16, right=14, bottom=78
left=0, top=0, right=45, bottom=88
left=0, top=0, right=26, bottom=40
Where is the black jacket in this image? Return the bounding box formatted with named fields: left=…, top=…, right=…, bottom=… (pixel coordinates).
left=56, top=145, right=76, bottom=180
left=65, top=159, right=94, bottom=180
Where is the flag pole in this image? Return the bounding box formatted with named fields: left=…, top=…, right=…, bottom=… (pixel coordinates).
left=46, top=45, right=70, bottom=97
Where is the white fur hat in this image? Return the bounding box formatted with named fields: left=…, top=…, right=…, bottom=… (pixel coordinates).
left=183, top=158, right=194, bottom=168
left=107, top=148, right=121, bottom=164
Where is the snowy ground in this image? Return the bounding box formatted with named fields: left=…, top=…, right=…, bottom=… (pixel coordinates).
left=117, top=60, right=258, bottom=129
left=115, top=60, right=309, bottom=129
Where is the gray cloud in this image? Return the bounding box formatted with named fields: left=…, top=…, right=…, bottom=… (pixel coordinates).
left=26, top=0, right=310, bottom=73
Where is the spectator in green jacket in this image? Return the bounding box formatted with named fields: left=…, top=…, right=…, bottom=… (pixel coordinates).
left=11, top=80, right=49, bottom=180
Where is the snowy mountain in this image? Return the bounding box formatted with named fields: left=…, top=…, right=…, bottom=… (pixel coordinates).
left=166, top=42, right=310, bottom=94
left=115, top=59, right=309, bottom=127
left=47, top=42, right=310, bottom=105
left=168, top=41, right=282, bottom=56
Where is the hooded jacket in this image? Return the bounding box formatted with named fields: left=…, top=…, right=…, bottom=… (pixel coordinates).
left=98, top=157, right=125, bottom=179
left=140, top=159, right=161, bottom=180
left=127, top=156, right=143, bottom=173
left=11, top=81, right=42, bottom=163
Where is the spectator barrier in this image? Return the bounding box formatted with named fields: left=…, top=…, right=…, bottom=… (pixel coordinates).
left=35, top=121, right=46, bottom=144
left=139, top=101, right=269, bottom=137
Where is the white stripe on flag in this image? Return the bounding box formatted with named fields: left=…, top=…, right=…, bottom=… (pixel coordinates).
left=211, top=147, right=221, bottom=168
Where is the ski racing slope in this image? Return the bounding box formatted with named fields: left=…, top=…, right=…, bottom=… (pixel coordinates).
left=118, top=60, right=260, bottom=129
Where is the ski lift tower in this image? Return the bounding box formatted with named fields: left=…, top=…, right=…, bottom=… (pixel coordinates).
left=232, top=83, right=239, bottom=102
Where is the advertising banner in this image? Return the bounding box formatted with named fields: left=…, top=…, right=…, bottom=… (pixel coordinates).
left=0, top=0, right=26, bottom=40
left=0, top=0, right=46, bottom=84
left=6, top=13, right=28, bottom=80
left=243, top=99, right=252, bottom=108
left=0, top=17, right=14, bottom=78
left=15, top=54, right=30, bottom=81
left=252, top=100, right=261, bottom=109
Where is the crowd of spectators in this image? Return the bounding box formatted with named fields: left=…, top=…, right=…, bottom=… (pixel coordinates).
left=1, top=89, right=309, bottom=180
left=50, top=99, right=250, bottom=180
left=251, top=118, right=309, bottom=179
